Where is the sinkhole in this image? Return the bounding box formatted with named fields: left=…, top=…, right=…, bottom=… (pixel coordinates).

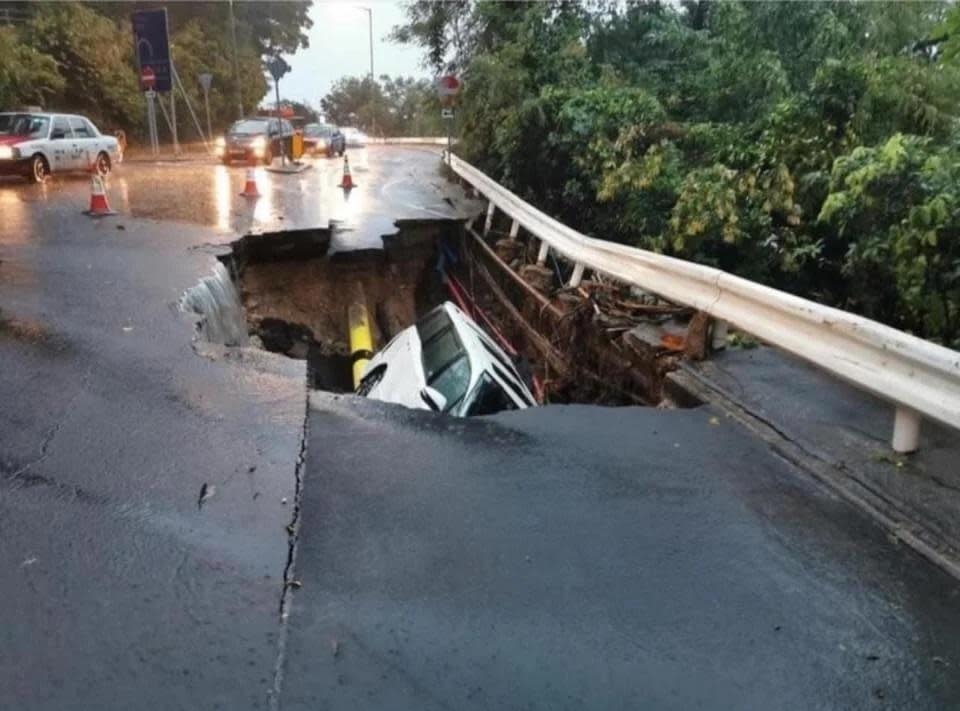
left=182, top=218, right=703, bottom=412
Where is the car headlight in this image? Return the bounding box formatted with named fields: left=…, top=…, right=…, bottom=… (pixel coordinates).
left=213, top=137, right=225, bottom=155
left=251, top=136, right=266, bottom=153
left=0, top=146, right=14, bottom=160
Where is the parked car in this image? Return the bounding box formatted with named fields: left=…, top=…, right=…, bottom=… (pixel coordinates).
left=302, top=123, right=345, bottom=157
left=341, top=127, right=368, bottom=148
left=215, top=117, right=294, bottom=165
left=357, top=302, right=536, bottom=416
left=0, top=111, right=122, bottom=183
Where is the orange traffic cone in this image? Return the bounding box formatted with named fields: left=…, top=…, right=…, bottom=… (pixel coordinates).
left=339, top=155, right=355, bottom=190
left=83, top=174, right=117, bottom=216
left=240, top=167, right=260, bottom=198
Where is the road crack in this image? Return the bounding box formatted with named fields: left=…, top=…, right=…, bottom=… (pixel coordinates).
left=268, top=383, right=310, bottom=711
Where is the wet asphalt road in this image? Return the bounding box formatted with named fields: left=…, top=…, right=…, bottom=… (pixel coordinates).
left=0, top=147, right=474, bottom=710
left=2, top=148, right=960, bottom=709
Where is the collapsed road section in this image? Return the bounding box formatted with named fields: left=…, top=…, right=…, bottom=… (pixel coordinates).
left=182, top=215, right=716, bottom=412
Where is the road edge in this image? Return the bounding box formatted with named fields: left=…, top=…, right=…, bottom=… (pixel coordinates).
left=666, top=366, right=960, bottom=583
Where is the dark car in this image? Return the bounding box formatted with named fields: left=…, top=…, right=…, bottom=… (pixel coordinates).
left=214, top=117, right=294, bottom=165
left=302, top=123, right=345, bottom=157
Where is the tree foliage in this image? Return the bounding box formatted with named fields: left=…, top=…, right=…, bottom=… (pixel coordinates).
left=321, top=75, right=443, bottom=137
left=0, top=0, right=311, bottom=138
left=394, top=0, right=960, bottom=347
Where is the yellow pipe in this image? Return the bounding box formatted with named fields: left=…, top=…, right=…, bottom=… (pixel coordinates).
left=348, top=300, right=374, bottom=388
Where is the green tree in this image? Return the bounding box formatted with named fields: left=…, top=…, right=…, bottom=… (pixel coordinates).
left=0, top=26, right=64, bottom=108
left=321, top=75, right=442, bottom=136
left=392, top=0, right=960, bottom=345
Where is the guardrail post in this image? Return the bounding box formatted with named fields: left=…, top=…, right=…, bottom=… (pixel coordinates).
left=509, top=220, right=520, bottom=240
left=711, top=320, right=728, bottom=351
left=892, top=407, right=922, bottom=454
left=483, top=202, right=496, bottom=235
left=536, top=241, right=550, bottom=266
left=568, top=262, right=586, bottom=288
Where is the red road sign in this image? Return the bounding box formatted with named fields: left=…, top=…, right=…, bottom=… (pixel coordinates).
left=437, top=75, right=461, bottom=97
left=140, top=66, right=156, bottom=91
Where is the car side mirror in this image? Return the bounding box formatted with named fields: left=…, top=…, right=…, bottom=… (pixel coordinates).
left=51, top=130, right=66, bottom=140
left=420, top=387, right=448, bottom=412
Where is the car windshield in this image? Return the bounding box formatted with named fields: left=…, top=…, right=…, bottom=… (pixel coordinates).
left=420, top=317, right=471, bottom=412
left=465, top=372, right=519, bottom=417
left=229, top=119, right=269, bottom=135
left=0, top=114, right=49, bottom=138
left=429, top=355, right=471, bottom=412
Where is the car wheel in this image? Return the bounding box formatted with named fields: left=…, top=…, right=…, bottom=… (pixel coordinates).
left=28, top=154, right=49, bottom=183
left=95, top=152, right=111, bottom=176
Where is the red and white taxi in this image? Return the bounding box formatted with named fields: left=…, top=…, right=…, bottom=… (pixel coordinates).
left=0, top=111, right=123, bottom=183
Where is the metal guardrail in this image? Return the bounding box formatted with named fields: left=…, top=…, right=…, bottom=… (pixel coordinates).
left=443, top=151, right=960, bottom=453
left=0, top=7, right=29, bottom=24
left=371, top=137, right=449, bottom=146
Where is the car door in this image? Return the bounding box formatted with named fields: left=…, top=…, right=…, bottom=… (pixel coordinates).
left=48, top=115, right=77, bottom=172
left=68, top=116, right=98, bottom=170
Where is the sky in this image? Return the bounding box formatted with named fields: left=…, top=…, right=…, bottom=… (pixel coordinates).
left=281, top=0, right=428, bottom=110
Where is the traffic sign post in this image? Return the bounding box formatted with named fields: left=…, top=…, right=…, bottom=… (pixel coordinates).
left=141, top=66, right=156, bottom=91
left=198, top=72, right=213, bottom=148
left=144, top=90, right=159, bottom=156
left=437, top=75, right=461, bottom=165
left=267, top=56, right=291, bottom=166
left=133, top=8, right=173, bottom=155
left=132, top=9, right=172, bottom=91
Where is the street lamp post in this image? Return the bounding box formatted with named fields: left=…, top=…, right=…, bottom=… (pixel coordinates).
left=358, top=6, right=373, bottom=80
left=357, top=6, right=375, bottom=135
left=228, top=0, right=244, bottom=119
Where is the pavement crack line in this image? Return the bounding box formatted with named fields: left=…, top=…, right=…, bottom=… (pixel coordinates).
left=6, top=364, right=93, bottom=483
left=268, top=384, right=310, bottom=711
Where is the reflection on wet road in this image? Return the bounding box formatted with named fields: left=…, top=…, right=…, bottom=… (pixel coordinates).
left=0, top=146, right=476, bottom=251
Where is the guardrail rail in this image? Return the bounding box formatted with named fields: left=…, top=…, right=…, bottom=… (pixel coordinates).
left=431, top=149, right=960, bottom=454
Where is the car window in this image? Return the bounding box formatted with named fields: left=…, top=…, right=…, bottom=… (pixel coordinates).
left=0, top=114, right=50, bottom=138
left=422, top=327, right=463, bottom=381
left=69, top=117, right=92, bottom=138
left=491, top=362, right=535, bottom=407
left=465, top=372, right=519, bottom=416
left=420, top=322, right=471, bottom=412
left=230, top=119, right=269, bottom=134
left=51, top=116, right=72, bottom=139
left=416, top=307, right=452, bottom=344
left=82, top=118, right=99, bottom=137
left=429, top=354, right=471, bottom=412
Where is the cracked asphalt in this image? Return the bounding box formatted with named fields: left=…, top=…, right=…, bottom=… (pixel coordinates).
left=2, top=147, right=960, bottom=709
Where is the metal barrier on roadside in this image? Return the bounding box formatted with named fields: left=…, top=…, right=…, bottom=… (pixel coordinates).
left=370, top=137, right=450, bottom=146
left=441, top=151, right=960, bottom=454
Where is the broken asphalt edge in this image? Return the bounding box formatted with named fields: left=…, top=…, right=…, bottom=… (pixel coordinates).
left=665, top=366, right=960, bottom=584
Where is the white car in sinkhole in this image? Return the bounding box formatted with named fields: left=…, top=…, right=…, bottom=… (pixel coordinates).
left=357, top=302, right=536, bottom=416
